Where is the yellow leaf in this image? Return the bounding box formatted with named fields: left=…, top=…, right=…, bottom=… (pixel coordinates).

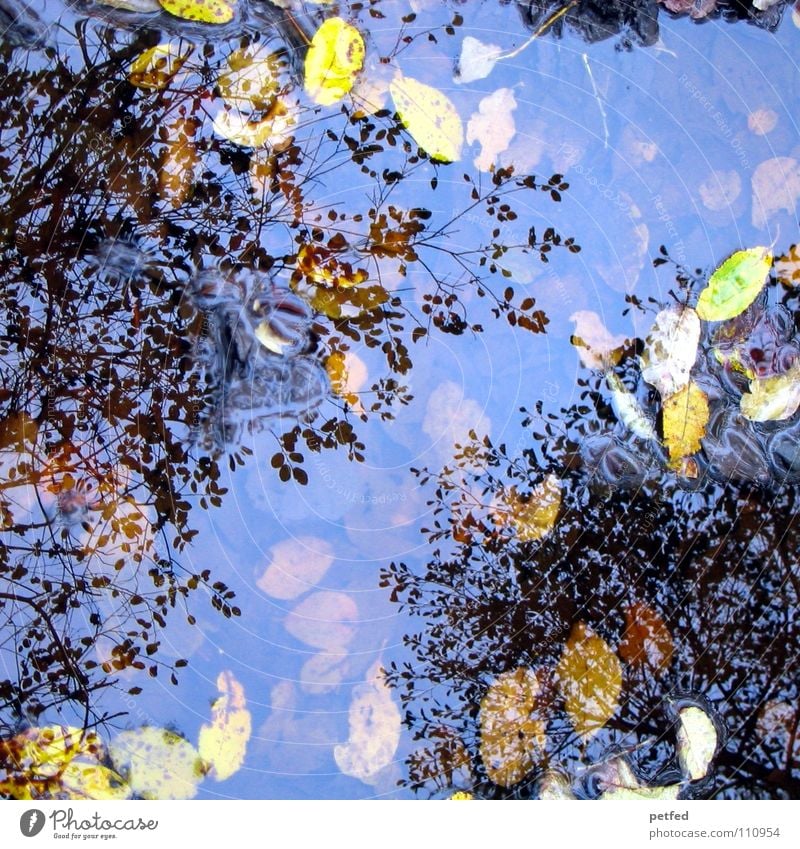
left=676, top=705, right=717, bottom=781
left=218, top=43, right=283, bottom=111
left=449, top=790, right=474, bottom=799
left=389, top=75, right=463, bottom=163
left=662, top=381, right=709, bottom=470
left=497, top=474, right=561, bottom=543
left=556, top=622, right=622, bottom=739
left=59, top=761, right=131, bottom=800
left=479, top=667, right=546, bottom=787
left=157, top=0, right=234, bottom=24
left=109, top=728, right=204, bottom=799
left=304, top=17, right=365, bottom=106
left=740, top=364, right=800, bottom=421
left=334, top=662, right=401, bottom=784
left=696, top=246, right=772, bottom=321
left=129, top=41, right=192, bottom=90
left=197, top=671, right=251, bottom=782
left=0, top=726, right=102, bottom=779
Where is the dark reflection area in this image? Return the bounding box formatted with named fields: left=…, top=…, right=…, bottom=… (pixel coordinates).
left=383, top=270, right=800, bottom=800
left=0, top=1, right=581, bottom=788
left=516, top=0, right=788, bottom=49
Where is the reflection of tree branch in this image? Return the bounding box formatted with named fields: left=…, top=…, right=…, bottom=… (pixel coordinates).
left=0, top=591, right=91, bottom=729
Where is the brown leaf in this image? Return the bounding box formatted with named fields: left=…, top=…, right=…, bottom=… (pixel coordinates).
left=618, top=602, right=674, bottom=675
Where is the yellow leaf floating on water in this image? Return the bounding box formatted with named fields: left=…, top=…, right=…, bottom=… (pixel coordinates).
left=449, top=790, right=474, bottom=799
left=157, top=0, right=234, bottom=24
left=556, top=622, right=622, bottom=739
left=498, top=474, right=561, bottom=543
left=0, top=726, right=130, bottom=800
left=389, top=74, right=463, bottom=163
left=197, top=671, right=251, bottom=782
left=676, top=705, right=718, bottom=781
left=696, top=247, right=772, bottom=322
left=59, top=762, right=131, bottom=800
left=304, top=17, right=365, bottom=106
left=597, top=757, right=681, bottom=801
left=662, top=381, right=709, bottom=471
left=740, top=364, right=800, bottom=422
left=109, top=728, right=204, bottom=799
left=129, top=41, right=193, bottom=90
left=218, top=43, right=283, bottom=111
left=334, top=662, right=401, bottom=785
left=479, top=667, right=546, bottom=788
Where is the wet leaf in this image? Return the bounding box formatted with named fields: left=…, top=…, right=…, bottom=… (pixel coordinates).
left=389, top=75, right=463, bottom=163
left=455, top=36, right=504, bottom=84
left=0, top=726, right=102, bottom=780
left=556, top=622, right=622, bottom=739
left=100, top=0, right=160, bottom=10
left=466, top=87, right=517, bottom=172
left=157, top=0, right=234, bottom=24
left=740, top=364, right=800, bottom=422
left=696, top=247, right=772, bottom=321
left=449, top=790, right=474, bottom=799
left=662, top=381, right=709, bottom=471
left=213, top=99, right=297, bottom=149
left=198, top=671, right=251, bottom=782
left=218, top=43, right=282, bottom=111
left=640, top=306, right=700, bottom=399
left=479, top=667, right=546, bottom=787
left=59, top=762, right=131, bottom=800
left=606, top=372, right=657, bottom=441
left=256, top=536, right=335, bottom=600
left=284, top=590, right=358, bottom=649
left=570, top=310, right=629, bottom=370
left=129, top=42, right=193, bottom=90
left=304, top=17, right=365, bottom=106
left=334, top=662, right=401, bottom=784
left=501, top=474, right=562, bottom=543
left=676, top=705, right=717, bottom=781
left=618, top=602, right=673, bottom=674
left=751, top=157, right=800, bottom=229
left=109, top=728, right=204, bottom=799
left=538, top=769, right=575, bottom=799
left=597, top=758, right=681, bottom=800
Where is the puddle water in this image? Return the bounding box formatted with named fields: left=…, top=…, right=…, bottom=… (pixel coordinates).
left=1, top=0, right=800, bottom=800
